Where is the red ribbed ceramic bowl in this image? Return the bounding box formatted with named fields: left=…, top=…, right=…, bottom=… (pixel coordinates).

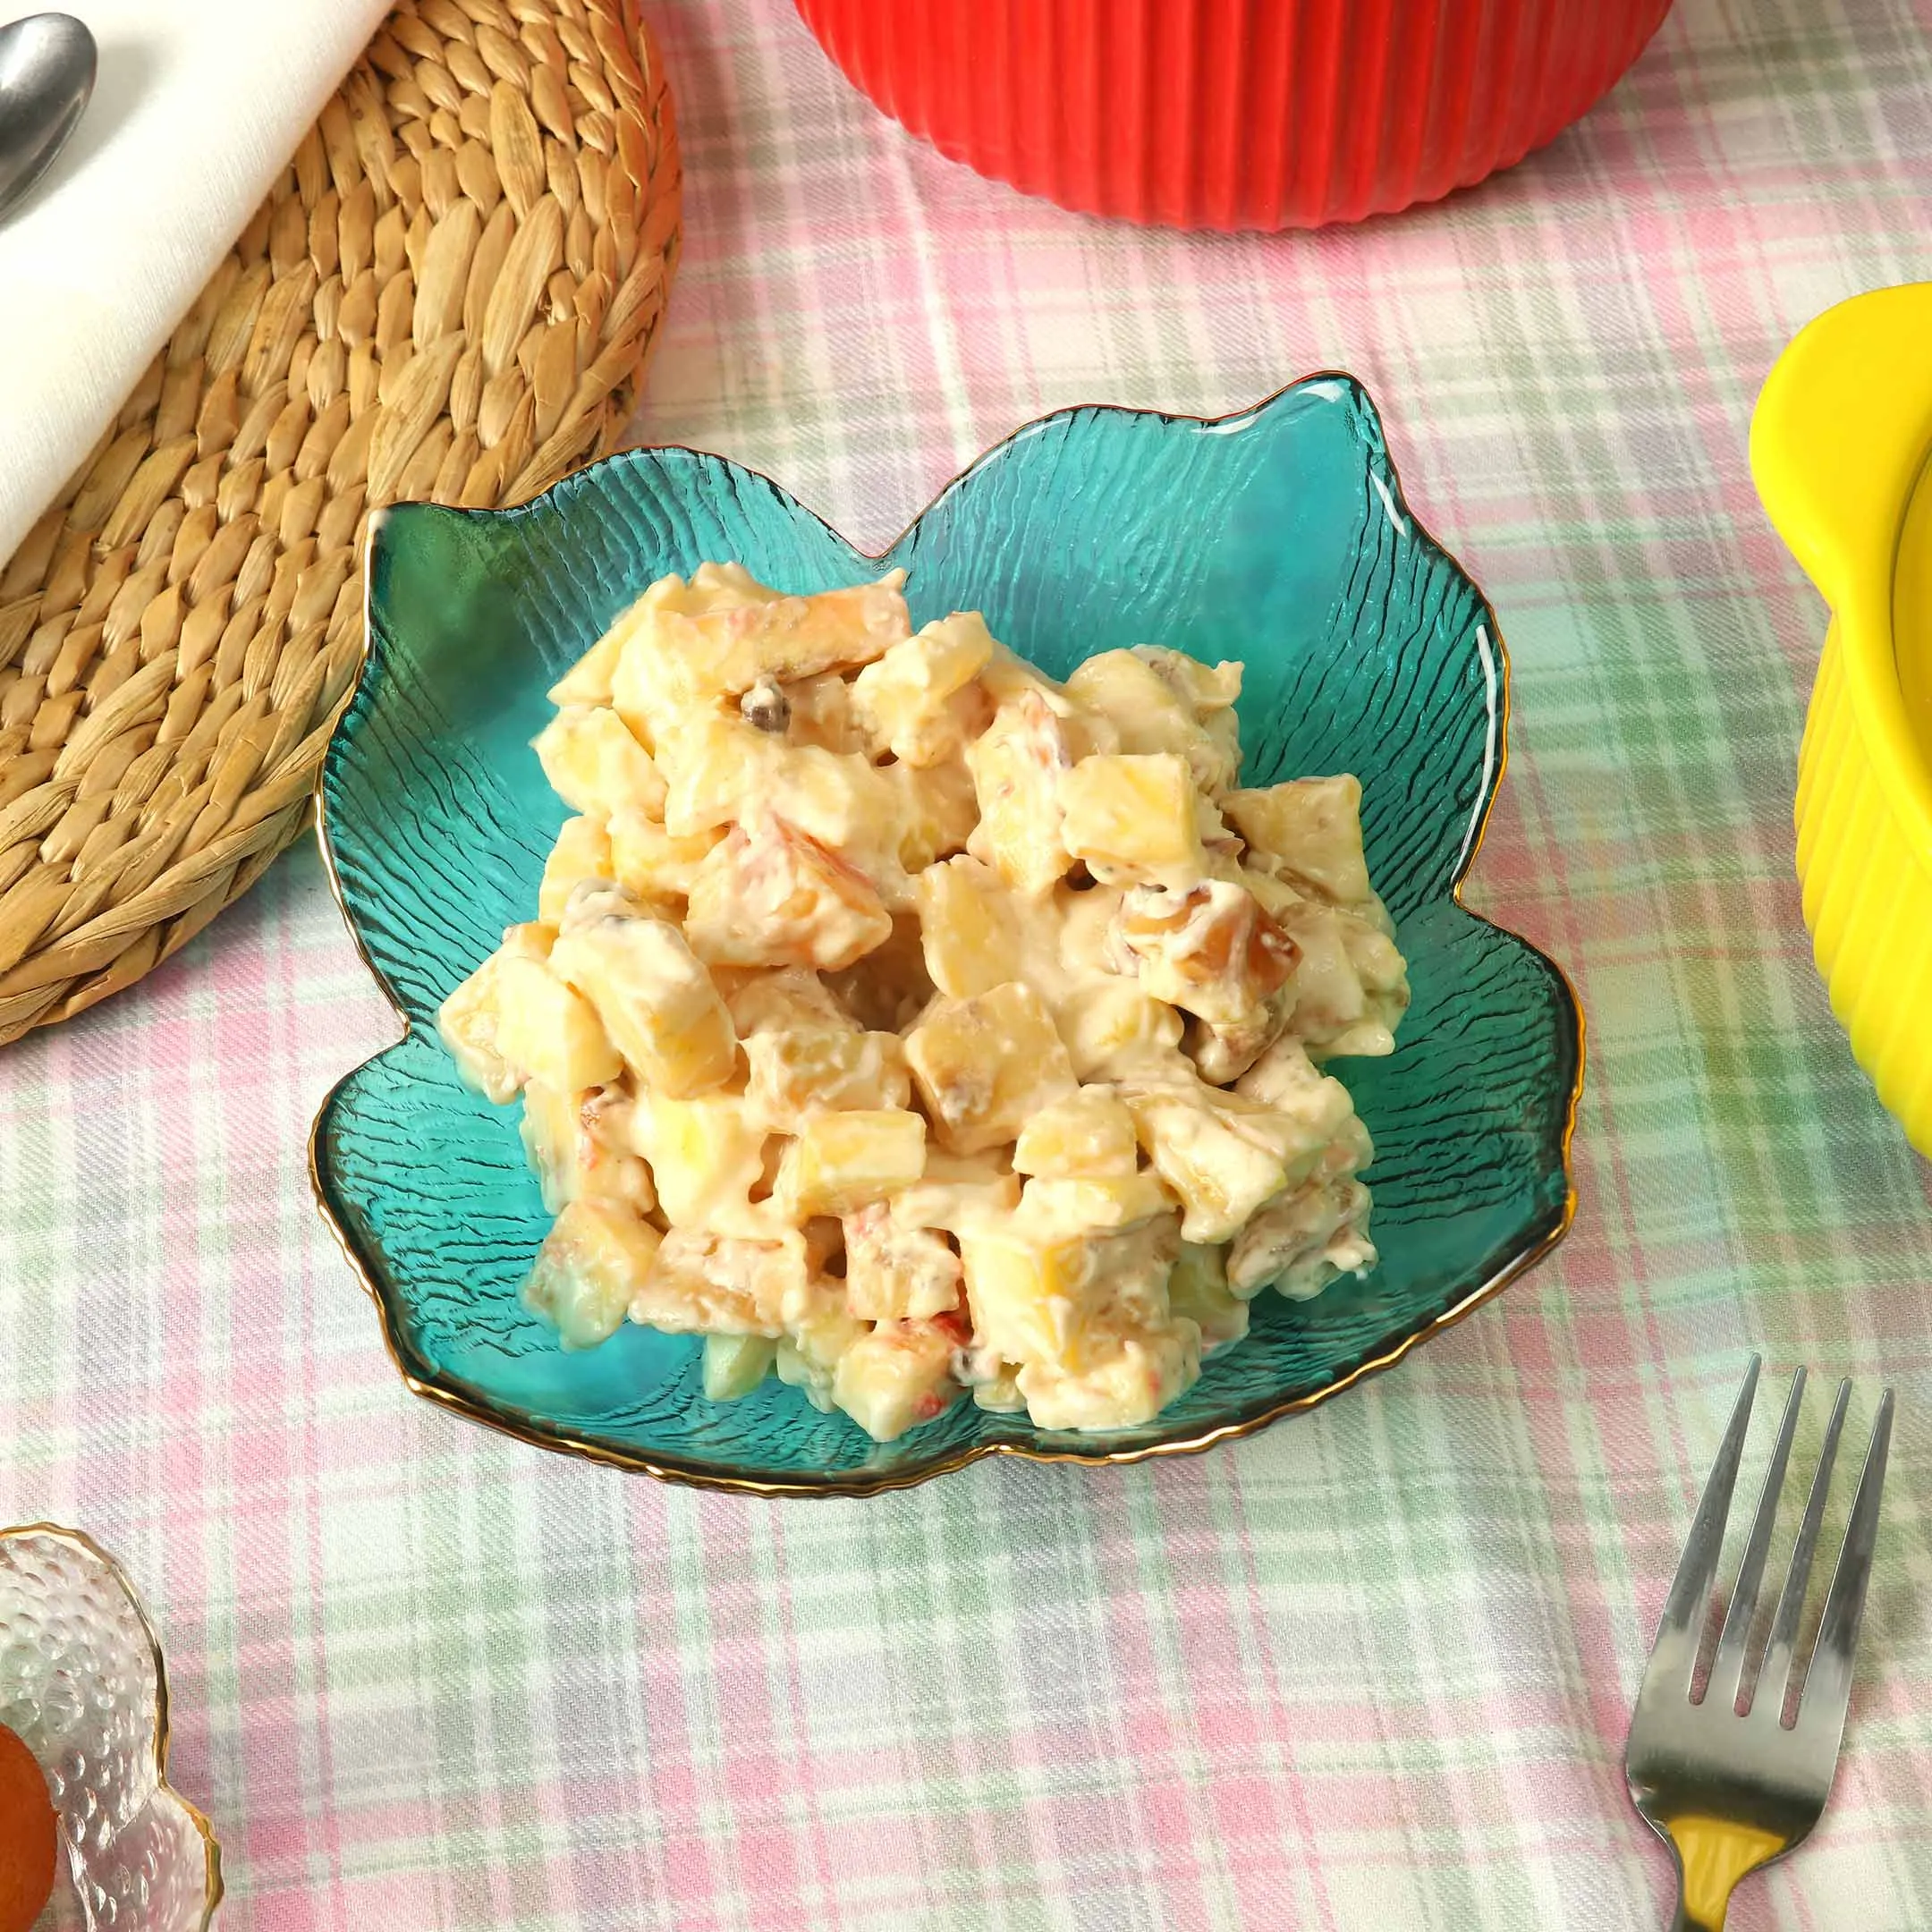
left=793, top=0, right=1674, bottom=230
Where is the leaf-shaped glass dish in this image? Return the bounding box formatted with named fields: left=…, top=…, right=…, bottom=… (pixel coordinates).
left=0, top=1525, right=221, bottom=1931
left=314, top=376, right=1584, bottom=1496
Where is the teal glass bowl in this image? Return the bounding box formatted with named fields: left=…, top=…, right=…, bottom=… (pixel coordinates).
left=314, top=376, right=1584, bottom=1496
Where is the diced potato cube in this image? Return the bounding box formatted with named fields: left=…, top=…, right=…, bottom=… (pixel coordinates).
left=1064, top=648, right=1241, bottom=797
left=688, top=560, right=780, bottom=607
left=608, top=810, right=724, bottom=906
left=1329, top=1111, right=1376, bottom=1180
left=1117, top=1080, right=1291, bottom=1244
left=1112, top=879, right=1298, bottom=1026
left=520, top=1081, right=655, bottom=1216
left=436, top=925, right=555, bottom=1100
left=600, top=569, right=775, bottom=731
left=1016, top=1324, right=1200, bottom=1431
left=955, top=1230, right=1088, bottom=1368
left=547, top=622, right=629, bottom=708
left=1084, top=1217, right=1185, bottom=1344
left=1275, top=901, right=1410, bottom=1056
left=538, top=815, right=614, bottom=923
left=1058, top=752, right=1205, bottom=889
left=1336, top=919, right=1408, bottom=1055
left=779, top=672, right=869, bottom=754
left=493, top=953, right=625, bottom=1093
left=851, top=611, right=996, bottom=765
left=1165, top=1241, right=1249, bottom=1345
left=549, top=911, right=736, bottom=1097
left=661, top=575, right=911, bottom=695
left=962, top=1217, right=1178, bottom=1375
left=1139, top=647, right=1243, bottom=797
left=1020, top=1173, right=1174, bottom=1236
left=903, top=981, right=1079, bottom=1155
left=778, top=1109, right=927, bottom=1218
left=775, top=1281, right=868, bottom=1411
left=1228, top=1176, right=1374, bottom=1299
left=727, top=967, right=852, bottom=1037
left=684, top=815, right=892, bottom=973
left=976, top=646, right=1098, bottom=736
left=970, top=1363, right=1026, bottom=1412
left=1208, top=1082, right=1352, bottom=1186
left=1013, top=1088, right=1140, bottom=1178
left=640, top=710, right=732, bottom=829
left=533, top=705, right=667, bottom=818
left=888, top=756, right=979, bottom=873
left=1064, top=647, right=1186, bottom=734
left=1054, top=983, right=1187, bottom=1082
left=631, top=1227, right=803, bottom=1336
left=437, top=951, right=523, bottom=1102
left=915, top=856, right=1013, bottom=999
left=629, top=1092, right=767, bottom=1231
left=965, top=691, right=1075, bottom=897
left=1237, top=860, right=1303, bottom=920
left=843, top=1201, right=962, bottom=1321
left=549, top=576, right=690, bottom=708
left=1223, top=775, right=1375, bottom=905
left=610, top=569, right=881, bottom=743
left=500, top=920, right=557, bottom=960
left=889, top=1152, right=1022, bottom=1236
left=833, top=1319, right=962, bottom=1441
left=702, top=1333, right=778, bottom=1401
left=1132, top=645, right=1242, bottom=716
left=610, top=628, right=703, bottom=752
left=523, top=1199, right=662, bottom=1350
left=653, top=712, right=908, bottom=902
left=1234, top=1037, right=1358, bottom=1139
left=744, top=1025, right=910, bottom=1124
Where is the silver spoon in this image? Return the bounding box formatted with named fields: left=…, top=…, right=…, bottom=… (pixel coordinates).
left=0, top=13, right=97, bottom=223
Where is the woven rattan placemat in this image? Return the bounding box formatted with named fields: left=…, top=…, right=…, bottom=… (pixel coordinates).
left=0, top=0, right=680, bottom=1046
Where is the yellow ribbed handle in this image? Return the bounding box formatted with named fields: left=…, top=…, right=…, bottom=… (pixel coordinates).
left=1750, top=282, right=1932, bottom=623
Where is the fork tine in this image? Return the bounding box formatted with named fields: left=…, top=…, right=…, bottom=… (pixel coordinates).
left=1756, top=1377, right=1851, bottom=1721
left=1707, top=1368, right=1806, bottom=1711
left=1796, top=1389, right=1894, bottom=1743
left=1642, top=1357, right=1759, bottom=1697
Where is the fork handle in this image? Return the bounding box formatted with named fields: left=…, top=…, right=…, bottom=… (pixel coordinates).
left=1665, top=1816, right=1789, bottom=1930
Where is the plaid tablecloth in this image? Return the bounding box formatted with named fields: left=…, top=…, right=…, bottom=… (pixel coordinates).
left=4, top=1, right=1931, bottom=1925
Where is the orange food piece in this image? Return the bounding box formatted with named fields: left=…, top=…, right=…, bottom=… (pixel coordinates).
left=0, top=1721, right=56, bottom=1932
left=1113, top=878, right=1299, bottom=1026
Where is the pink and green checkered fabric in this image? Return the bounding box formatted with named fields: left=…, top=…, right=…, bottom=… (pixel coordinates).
left=4, top=0, right=1931, bottom=1924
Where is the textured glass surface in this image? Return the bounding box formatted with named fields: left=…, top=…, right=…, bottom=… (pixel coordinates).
left=0, top=1528, right=221, bottom=1930
left=316, top=377, right=1583, bottom=1494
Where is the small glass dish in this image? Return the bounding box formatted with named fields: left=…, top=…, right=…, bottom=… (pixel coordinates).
left=0, top=1525, right=221, bottom=1931
left=314, top=374, right=1585, bottom=1496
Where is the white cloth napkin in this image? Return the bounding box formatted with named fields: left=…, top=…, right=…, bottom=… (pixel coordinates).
left=0, top=0, right=391, bottom=567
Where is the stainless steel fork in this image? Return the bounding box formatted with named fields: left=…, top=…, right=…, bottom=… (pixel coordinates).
left=1624, top=1359, right=1894, bottom=1931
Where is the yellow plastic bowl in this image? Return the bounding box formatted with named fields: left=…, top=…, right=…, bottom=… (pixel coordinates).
left=1752, top=284, right=1932, bottom=1155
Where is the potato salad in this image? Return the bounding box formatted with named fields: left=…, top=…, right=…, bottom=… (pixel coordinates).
left=438, top=564, right=1409, bottom=1441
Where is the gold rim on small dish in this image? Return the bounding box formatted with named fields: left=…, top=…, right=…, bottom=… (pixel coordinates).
left=308, top=377, right=1587, bottom=1497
